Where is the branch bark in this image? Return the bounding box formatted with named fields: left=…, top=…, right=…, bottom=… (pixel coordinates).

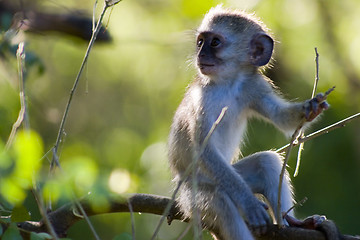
left=0, top=1, right=111, bottom=42
left=14, top=193, right=359, bottom=240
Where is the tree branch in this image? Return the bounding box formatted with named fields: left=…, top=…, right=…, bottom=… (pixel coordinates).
left=14, top=193, right=358, bottom=240
left=0, top=1, right=111, bottom=42
left=276, top=112, right=360, bottom=153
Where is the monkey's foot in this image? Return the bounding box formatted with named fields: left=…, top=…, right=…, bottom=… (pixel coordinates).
left=284, top=214, right=326, bottom=230
left=284, top=214, right=342, bottom=240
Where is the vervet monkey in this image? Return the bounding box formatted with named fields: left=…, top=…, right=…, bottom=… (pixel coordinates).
left=168, top=5, right=330, bottom=240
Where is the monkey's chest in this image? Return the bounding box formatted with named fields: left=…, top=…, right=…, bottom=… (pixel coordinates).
left=210, top=113, right=247, bottom=161
left=199, top=82, right=250, bottom=161
left=203, top=103, right=248, bottom=162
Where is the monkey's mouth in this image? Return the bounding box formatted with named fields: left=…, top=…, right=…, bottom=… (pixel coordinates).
left=199, top=63, right=215, bottom=68
left=199, top=63, right=217, bottom=75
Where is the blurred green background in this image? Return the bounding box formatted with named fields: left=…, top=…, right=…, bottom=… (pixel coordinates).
left=0, top=0, right=359, bottom=239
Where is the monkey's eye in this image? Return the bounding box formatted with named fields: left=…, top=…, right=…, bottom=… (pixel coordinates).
left=197, top=38, right=204, bottom=48
left=210, top=38, right=221, bottom=47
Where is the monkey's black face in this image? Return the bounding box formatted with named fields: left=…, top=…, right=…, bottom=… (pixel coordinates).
left=196, top=32, right=224, bottom=76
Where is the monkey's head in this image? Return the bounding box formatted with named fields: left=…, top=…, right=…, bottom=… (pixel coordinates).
left=196, top=5, right=274, bottom=80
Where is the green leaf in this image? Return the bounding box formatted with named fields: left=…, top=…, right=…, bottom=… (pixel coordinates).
left=0, top=130, right=44, bottom=205
left=13, top=130, right=44, bottom=184
left=0, top=179, right=26, bottom=205
left=11, top=205, right=30, bottom=222
left=2, top=223, right=22, bottom=240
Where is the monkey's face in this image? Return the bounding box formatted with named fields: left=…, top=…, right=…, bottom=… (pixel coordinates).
left=195, top=8, right=274, bottom=80
left=196, top=30, right=274, bottom=80
left=196, top=31, right=226, bottom=76
left=196, top=30, right=253, bottom=79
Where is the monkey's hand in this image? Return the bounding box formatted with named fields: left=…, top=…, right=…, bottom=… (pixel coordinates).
left=303, top=86, right=335, bottom=122
left=243, top=197, right=270, bottom=235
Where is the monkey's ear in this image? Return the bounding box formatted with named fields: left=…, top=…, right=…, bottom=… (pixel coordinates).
left=249, top=33, right=274, bottom=66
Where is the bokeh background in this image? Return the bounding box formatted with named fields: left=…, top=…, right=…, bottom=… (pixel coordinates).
left=0, top=0, right=359, bottom=239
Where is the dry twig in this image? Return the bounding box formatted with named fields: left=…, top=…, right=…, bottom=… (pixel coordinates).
left=5, top=43, right=27, bottom=149
left=276, top=84, right=335, bottom=225
left=50, top=1, right=110, bottom=172
left=276, top=112, right=360, bottom=153
left=294, top=47, right=320, bottom=177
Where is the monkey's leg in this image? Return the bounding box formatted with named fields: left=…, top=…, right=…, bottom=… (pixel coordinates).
left=177, top=181, right=255, bottom=240
left=206, top=188, right=255, bottom=240
left=233, top=151, right=294, bottom=224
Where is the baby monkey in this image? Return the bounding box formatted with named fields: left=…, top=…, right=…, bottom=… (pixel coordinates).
left=168, top=5, right=330, bottom=240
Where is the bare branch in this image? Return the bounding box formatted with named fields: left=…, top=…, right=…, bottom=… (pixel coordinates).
left=294, top=47, right=320, bottom=177
left=276, top=112, right=360, bottom=153
left=73, top=198, right=100, bottom=240
left=276, top=84, right=336, bottom=224
left=312, top=48, right=320, bottom=98
left=128, top=200, right=136, bottom=240
left=14, top=193, right=359, bottom=240
left=31, top=188, right=59, bottom=240
left=276, top=121, right=303, bottom=225
left=51, top=2, right=111, bottom=172
left=0, top=1, right=111, bottom=42
left=5, top=42, right=28, bottom=149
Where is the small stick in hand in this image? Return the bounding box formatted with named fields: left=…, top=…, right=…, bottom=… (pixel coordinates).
left=304, top=86, right=335, bottom=122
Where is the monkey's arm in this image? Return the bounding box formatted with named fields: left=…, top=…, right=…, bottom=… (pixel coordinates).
left=250, top=89, right=329, bottom=134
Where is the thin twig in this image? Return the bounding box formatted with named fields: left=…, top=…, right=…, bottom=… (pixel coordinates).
left=294, top=48, right=320, bottom=177
left=284, top=197, right=308, bottom=217
left=128, top=199, right=136, bottom=240
left=32, top=188, right=59, bottom=240
left=150, top=107, right=228, bottom=240
left=105, top=6, right=115, bottom=30
left=177, top=224, right=192, bottom=240
left=276, top=85, right=335, bottom=224
left=50, top=2, right=110, bottom=172
left=92, top=0, right=98, bottom=32
left=191, top=146, right=201, bottom=240
left=276, top=125, right=303, bottom=226
left=276, top=112, right=360, bottom=153
left=312, top=48, right=320, bottom=99
left=5, top=42, right=28, bottom=149
left=74, top=198, right=101, bottom=240
left=46, top=1, right=122, bottom=238
left=8, top=42, right=58, bottom=239
left=150, top=174, right=184, bottom=240
left=190, top=108, right=228, bottom=239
